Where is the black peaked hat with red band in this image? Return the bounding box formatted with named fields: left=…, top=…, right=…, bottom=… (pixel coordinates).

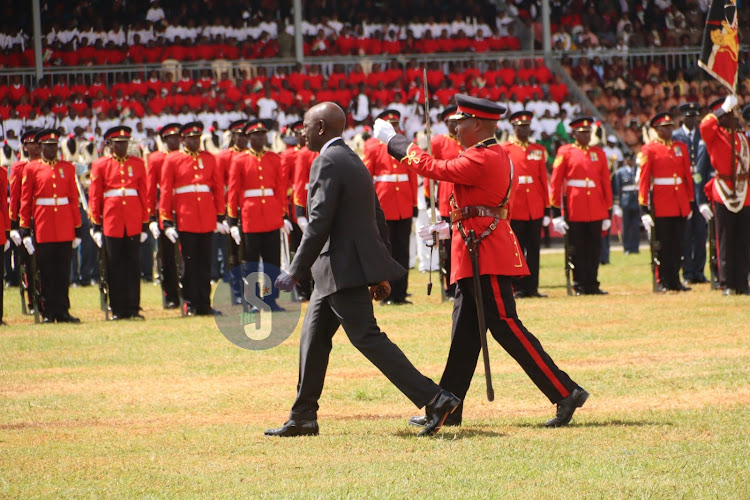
left=290, top=120, right=304, bottom=131
left=448, top=94, right=506, bottom=120
left=678, top=102, right=701, bottom=116
left=708, top=97, right=728, bottom=113
left=509, top=110, right=533, bottom=125
left=440, top=106, right=457, bottom=122
left=569, top=116, right=594, bottom=131
left=376, top=109, right=401, bottom=122
left=21, top=129, right=40, bottom=143
left=244, top=119, right=269, bottom=134
left=228, top=119, right=247, bottom=133
left=35, top=129, right=62, bottom=144
left=650, top=112, right=674, bottom=128
left=180, top=122, right=204, bottom=137
left=159, top=122, right=182, bottom=138
left=104, top=125, right=132, bottom=141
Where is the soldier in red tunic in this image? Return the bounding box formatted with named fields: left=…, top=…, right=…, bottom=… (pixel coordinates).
left=19, top=129, right=82, bottom=323
left=638, top=112, right=694, bottom=292
left=89, top=126, right=149, bottom=319
left=159, top=122, right=227, bottom=315
left=9, top=129, right=40, bottom=313
left=147, top=122, right=182, bottom=309
left=292, top=126, right=319, bottom=300
left=502, top=111, right=551, bottom=298
left=431, top=106, right=463, bottom=298
left=375, top=94, right=589, bottom=427
left=227, top=119, right=291, bottom=311
left=549, top=117, right=613, bottom=295
left=364, top=109, right=418, bottom=305
left=700, top=96, right=750, bottom=295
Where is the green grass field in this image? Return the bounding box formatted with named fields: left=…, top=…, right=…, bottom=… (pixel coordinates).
left=2, top=248, right=749, bottom=499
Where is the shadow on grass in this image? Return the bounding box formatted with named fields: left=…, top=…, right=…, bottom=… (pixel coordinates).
left=513, top=419, right=669, bottom=429
left=394, top=427, right=508, bottom=439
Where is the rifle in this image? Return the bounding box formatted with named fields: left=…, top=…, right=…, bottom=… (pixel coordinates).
left=29, top=251, right=41, bottom=324
left=562, top=194, right=573, bottom=296
left=648, top=190, right=661, bottom=292
left=98, top=237, right=110, bottom=320
left=423, top=68, right=446, bottom=301
left=708, top=201, right=719, bottom=289
left=19, top=252, right=29, bottom=315
left=465, top=229, right=494, bottom=402
left=155, top=232, right=167, bottom=309
left=174, top=234, right=185, bottom=316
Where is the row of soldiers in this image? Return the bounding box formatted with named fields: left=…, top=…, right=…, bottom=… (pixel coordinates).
left=8, top=93, right=749, bottom=324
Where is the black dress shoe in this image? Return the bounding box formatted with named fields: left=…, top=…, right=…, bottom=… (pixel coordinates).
left=130, top=313, right=146, bottom=320
left=722, top=288, right=735, bottom=296
left=545, top=387, right=590, bottom=427
left=385, top=299, right=413, bottom=305
left=528, top=291, right=548, bottom=298
left=264, top=419, right=319, bottom=437
left=591, top=288, right=608, bottom=295
left=686, top=276, right=708, bottom=284
left=42, top=315, right=55, bottom=323
left=109, top=314, right=128, bottom=321
left=408, top=412, right=462, bottom=427
left=57, top=313, right=81, bottom=323
left=418, top=389, right=461, bottom=437
left=164, top=301, right=179, bottom=310
left=678, top=284, right=692, bottom=292
left=513, top=290, right=528, bottom=299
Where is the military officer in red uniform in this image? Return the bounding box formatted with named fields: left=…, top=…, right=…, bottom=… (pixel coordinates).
left=0, top=140, right=9, bottom=323
left=502, top=111, right=551, bottom=298
left=89, top=126, right=149, bottom=319
left=147, top=123, right=182, bottom=308
left=374, top=94, right=589, bottom=427
left=700, top=96, right=750, bottom=295
left=292, top=126, right=319, bottom=300
left=159, top=122, right=227, bottom=315
left=638, top=112, right=694, bottom=292
left=227, top=119, right=291, bottom=311
left=431, top=106, right=463, bottom=298
left=19, top=129, right=82, bottom=323
left=550, top=117, right=613, bottom=295
left=364, top=109, right=418, bottom=304
left=9, top=129, right=40, bottom=313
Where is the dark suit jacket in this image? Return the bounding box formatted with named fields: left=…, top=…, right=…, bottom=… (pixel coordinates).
left=288, top=139, right=406, bottom=297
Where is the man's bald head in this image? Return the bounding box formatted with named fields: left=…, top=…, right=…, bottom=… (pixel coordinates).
left=303, top=102, right=347, bottom=152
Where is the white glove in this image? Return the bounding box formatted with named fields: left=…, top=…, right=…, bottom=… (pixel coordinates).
left=699, top=203, right=713, bottom=221
left=221, top=220, right=230, bottom=234
left=230, top=225, right=241, bottom=246
left=215, top=221, right=228, bottom=234
left=149, top=221, right=161, bottom=239
left=552, top=216, right=568, bottom=235
left=542, top=215, right=551, bottom=227
left=140, top=232, right=148, bottom=243
left=165, top=227, right=179, bottom=243
left=9, top=229, right=21, bottom=246
left=612, top=205, right=623, bottom=218
left=721, top=94, right=738, bottom=113
left=641, top=214, right=655, bottom=231
left=90, top=230, right=103, bottom=248
left=282, top=219, right=293, bottom=235
left=687, top=210, right=693, bottom=220
left=3, top=241, right=9, bottom=252
left=23, top=236, right=35, bottom=255
left=373, top=118, right=397, bottom=144
left=72, top=237, right=82, bottom=249
left=602, top=219, right=611, bottom=231
left=417, top=221, right=451, bottom=246
left=298, top=216, right=309, bottom=233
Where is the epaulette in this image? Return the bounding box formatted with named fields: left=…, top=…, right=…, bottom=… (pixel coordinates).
left=475, top=137, right=497, bottom=149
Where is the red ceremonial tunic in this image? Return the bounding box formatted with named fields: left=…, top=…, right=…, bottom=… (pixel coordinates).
left=19, top=159, right=81, bottom=243
left=637, top=139, right=694, bottom=217
left=549, top=143, right=612, bottom=221
left=364, top=138, right=417, bottom=221
left=146, top=150, right=179, bottom=229
left=699, top=114, right=750, bottom=207
left=159, top=150, right=225, bottom=233
left=89, top=155, right=149, bottom=237
left=293, top=146, right=318, bottom=214
left=279, top=145, right=298, bottom=222
left=0, top=169, right=9, bottom=243
left=9, top=160, right=29, bottom=225
left=398, top=140, right=530, bottom=282
left=431, top=134, right=464, bottom=217
left=227, top=149, right=285, bottom=233
left=502, top=139, right=550, bottom=220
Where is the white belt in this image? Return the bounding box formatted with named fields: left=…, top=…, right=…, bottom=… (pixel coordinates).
left=373, top=174, right=409, bottom=183
left=36, top=197, right=69, bottom=206
left=653, top=177, right=683, bottom=186
left=517, top=175, right=533, bottom=185
left=104, top=188, right=138, bottom=198
left=243, top=188, right=274, bottom=197
left=622, top=185, right=638, bottom=191
left=174, top=184, right=210, bottom=194
left=567, top=179, right=596, bottom=188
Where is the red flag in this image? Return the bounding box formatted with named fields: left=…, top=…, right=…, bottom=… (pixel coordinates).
left=698, top=0, right=739, bottom=93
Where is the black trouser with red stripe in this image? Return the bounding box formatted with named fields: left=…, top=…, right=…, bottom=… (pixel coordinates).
left=242, top=230, right=281, bottom=303
left=180, top=231, right=213, bottom=314
left=510, top=218, right=543, bottom=294
left=36, top=242, right=73, bottom=319
left=568, top=220, right=602, bottom=293
left=158, top=231, right=180, bottom=305
left=714, top=204, right=750, bottom=292
left=386, top=218, right=412, bottom=302
left=654, top=216, right=686, bottom=290
left=439, top=275, right=579, bottom=418
left=104, top=233, right=141, bottom=317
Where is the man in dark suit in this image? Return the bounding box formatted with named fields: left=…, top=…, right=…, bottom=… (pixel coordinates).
left=673, top=103, right=710, bottom=284
left=267, top=102, right=460, bottom=438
